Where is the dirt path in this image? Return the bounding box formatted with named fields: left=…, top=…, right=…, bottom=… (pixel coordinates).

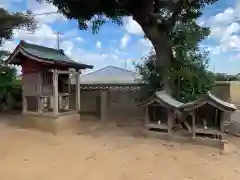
left=0, top=120, right=239, bottom=180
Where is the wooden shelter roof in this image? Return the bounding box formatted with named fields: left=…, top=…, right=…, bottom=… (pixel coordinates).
left=6, top=40, right=93, bottom=70
left=181, top=92, right=237, bottom=112
left=138, top=91, right=184, bottom=109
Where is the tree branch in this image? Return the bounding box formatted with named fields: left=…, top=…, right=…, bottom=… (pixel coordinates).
left=152, top=0, right=184, bottom=29
left=155, top=0, right=182, bottom=10
left=148, top=12, right=164, bottom=24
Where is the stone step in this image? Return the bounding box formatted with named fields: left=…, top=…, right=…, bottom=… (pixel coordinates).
left=224, top=122, right=240, bottom=137
left=17, top=112, right=81, bottom=134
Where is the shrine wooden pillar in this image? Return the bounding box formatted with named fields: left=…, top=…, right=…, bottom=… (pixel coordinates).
left=76, top=71, right=81, bottom=112
left=22, top=86, right=27, bottom=114
left=37, top=72, right=43, bottom=113
left=52, top=69, right=59, bottom=116
left=168, top=110, right=173, bottom=135
left=220, top=111, right=226, bottom=140
left=192, top=112, right=196, bottom=138
left=145, top=107, right=149, bottom=126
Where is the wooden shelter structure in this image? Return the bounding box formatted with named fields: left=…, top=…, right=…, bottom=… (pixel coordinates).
left=181, top=92, right=237, bottom=140
left=139, top=91, right=183, bottom=134
left=7, top=40, right=93, bottom=117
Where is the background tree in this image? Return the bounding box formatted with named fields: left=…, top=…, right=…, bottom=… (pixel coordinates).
left=37, top=0, right=218, bottom=91
left=213, top=73, right=240, bottom=81
left=0, top=8, right=36, bottom=44
left=135, top=19, right=214, bottom=102
left=0, top=8, right=36, bottom=106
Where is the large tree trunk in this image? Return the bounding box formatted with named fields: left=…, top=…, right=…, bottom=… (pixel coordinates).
left=134, top=18, right=173, bottom=93
left=146, top=25, right=173, bottom=93
left=132, top=1, right=173, bottom=93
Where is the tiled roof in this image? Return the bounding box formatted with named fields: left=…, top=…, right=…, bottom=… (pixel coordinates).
left=21, top=41, right=74, bottom=63
left=7, top=40, right=93, bottom=69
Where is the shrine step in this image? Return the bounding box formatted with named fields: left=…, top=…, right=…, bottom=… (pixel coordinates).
left=18, top=112, right=81, bottom=134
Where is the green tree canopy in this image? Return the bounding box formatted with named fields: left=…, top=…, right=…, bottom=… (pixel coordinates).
left=0, top=8, right=36, bottom=45
left=0, top=8, right=36, bottom=99
left=135, top=19, right=214, bottom=102
left=37, top=0, right=218, bottom=91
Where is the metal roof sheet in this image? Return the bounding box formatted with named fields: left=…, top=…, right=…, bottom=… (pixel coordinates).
left=78, top=66, right=142, bottom=84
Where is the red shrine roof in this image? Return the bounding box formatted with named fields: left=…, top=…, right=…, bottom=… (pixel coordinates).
left=6, top=40, right=93, bottom=70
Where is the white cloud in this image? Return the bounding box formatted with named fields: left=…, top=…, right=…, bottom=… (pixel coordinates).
left=96, top=41, right=102, bottom=48
left=1, top=1, right=138, bottom=73
left=0, top=0, right=8, bottom=8
left=208, top=46, right=223, bottom=55
left=61, top=40, right=74, bottom=56
left=1, top=41, right=17, bottom=52
left=211, top=22, right=240, bottom=38
left=207, top=1, right=240, bottom=59
left=1, top=0, right=65, bottom=25
left=10, top=23, right=59, bottom=49
left=67, top=42, right=129, bottom=73
left=1, top=41, right=20, bottom=74
left=230, top=53, right=240, bottom=61
left=14, top=23, right=55, bottom=41
left=220, top=35, right=240, bottom=51
left=76, top=37, right=84, bottom=42
left=211, top=8, right=235, bottom=25
left=123, top=17, right=144, bottom=36
left=2, top=21, right=58, bottom=50
left=225, top=22, right=240, bottom=35
left=209, top=1, right=240, bottom=26
left=62, top=29, right=79, bottom=39
left=137, top=38, right=153, bottom=56
left=26, top=0, right=66, bottom=24
left=61, top=30, right=84, bottom=42
left=209, top=21, right=240, bottom=54
left=120, top=34, right=130, bottom=49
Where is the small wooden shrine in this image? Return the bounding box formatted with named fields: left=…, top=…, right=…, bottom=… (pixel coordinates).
left=139, top=91, right=183, bottom=134
left=7, top=40, right=93, bottom=117
left=181, top=92, right=237, bottom=140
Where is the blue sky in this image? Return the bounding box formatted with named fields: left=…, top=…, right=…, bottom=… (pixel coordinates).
left=1, top=0, right=240, bottom=75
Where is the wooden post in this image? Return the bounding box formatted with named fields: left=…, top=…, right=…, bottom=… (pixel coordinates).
left=67, top=75, right=71, bottom=109
left=220, top=112, right=225, bottom=140
left=220, top=112, right=226, bottom=151
left=76, top=71, right=81, bottom=112
left=145, top=107, right=149, bottom=126
left=53, top=69, right=59, bottom=116
left=22, top=86, right=27, bottom=114
left=168, top=110, right=172, bottom=135
left=6, top=92, right=13, bottom=111
left=37, top=97, right=43, bottom=113
left=192, top=112, right=196, bottom=138
left=59, top=95, right=62, bottom=109
left=153, top=106, right=156, bottom=122
left=214, top=108, right=218, bottom=126
left=100, top=90, right=108, bottom=121
left=37, top=72, right=43, bottom=113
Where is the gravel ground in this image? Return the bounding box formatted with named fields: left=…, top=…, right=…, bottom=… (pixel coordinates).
left=0, top=115, right=239, bottom=180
